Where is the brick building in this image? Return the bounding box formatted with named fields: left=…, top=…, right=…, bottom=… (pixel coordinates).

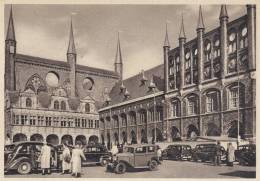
left=99, top=5, right=256, bottom=148
left=4, top=7, right=121, bottom=145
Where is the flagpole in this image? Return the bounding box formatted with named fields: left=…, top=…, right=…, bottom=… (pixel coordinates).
left=236, top=32, right=240, bottom=148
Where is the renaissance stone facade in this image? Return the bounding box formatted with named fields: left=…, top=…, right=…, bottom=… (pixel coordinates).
left=4, top=7, right=120, bottom=145
left=99, top=5, right=256, bottom=147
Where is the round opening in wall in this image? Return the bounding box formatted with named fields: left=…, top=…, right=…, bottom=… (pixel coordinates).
left=46, top=72, right=59, bottom=87
left=83, top=77, right=94, bottom=90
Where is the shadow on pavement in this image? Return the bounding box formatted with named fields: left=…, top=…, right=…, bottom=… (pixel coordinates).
left=219, top=171, right=256, bottom=178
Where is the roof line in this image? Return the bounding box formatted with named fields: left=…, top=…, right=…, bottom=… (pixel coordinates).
left=98, top=91, right=164, bottom=112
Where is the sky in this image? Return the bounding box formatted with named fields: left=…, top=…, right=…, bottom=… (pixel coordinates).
left=4, top=4, right=246, bottom=79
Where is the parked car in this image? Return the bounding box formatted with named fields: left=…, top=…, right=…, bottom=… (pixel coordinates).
left=4, top=144, right=16, bottom=164
left=82, top=143, right=112, bottom=166
left=235, top=144, right=256, bottom=166
left=4, top=141, right=60, bottom=175
left=106, top=144, right=161, bottom=174
left=192, top=144, right=226, bottom=163
left=162, top=144, right=192, bottom=160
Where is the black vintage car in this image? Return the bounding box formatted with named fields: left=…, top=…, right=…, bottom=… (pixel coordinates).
left=235, top=144, right=256, bottom=166
left=82, top=143, right=112, bottom=166
left=192, top=144, right=226, bottom=162
left=4, top=141, right=60, bottom=175
left=162, top=144, right=192, bottom=160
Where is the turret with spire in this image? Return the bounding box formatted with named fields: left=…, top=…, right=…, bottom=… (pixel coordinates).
left=196, top=5, right=205, bottom=87
left=5, top=5, right=16, bottom=91
left=219, top=5, right=229, bottom=80
left=114, top=32, right=123, bottom=81
left=163, top=23, right=170, bottom=93
left=178, top=14, right=186, bottom=91
left=67, top=18, right=77, bottom=97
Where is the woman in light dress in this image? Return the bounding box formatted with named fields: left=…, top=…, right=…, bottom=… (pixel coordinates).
left=61, top=142, right=71, bottom=174
left=40, top=140, right=51, bottom=175
left=71, top=141, right=86, bottom=177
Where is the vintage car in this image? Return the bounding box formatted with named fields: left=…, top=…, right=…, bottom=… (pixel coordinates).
left=235, top=144, right=256, bottom=166
left=107, top=144, right=161, bottom=174
left=162, top=144, right=192, bottom=160
left=82, top=143, right=112, bottom=166
left=192, top=144, right=226, bottom=163
left=4, top=141, right=60, bottom=175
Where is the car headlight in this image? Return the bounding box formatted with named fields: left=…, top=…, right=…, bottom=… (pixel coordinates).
left=113, top=156, right=118, bottom=161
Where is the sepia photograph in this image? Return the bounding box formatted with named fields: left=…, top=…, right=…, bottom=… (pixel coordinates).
left=3, top=1, right=257, bottom=179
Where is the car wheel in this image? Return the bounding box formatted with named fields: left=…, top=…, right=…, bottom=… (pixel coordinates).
left=100, top=158, right=108, bottom=167
left=149, top=160, right=158, bottom=171
left=17, top=161, right=32, bottom=175
left=115, top=162, right=126, bottom=174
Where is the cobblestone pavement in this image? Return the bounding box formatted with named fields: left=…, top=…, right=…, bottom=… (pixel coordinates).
left=5, top=160, right=256, bottom=178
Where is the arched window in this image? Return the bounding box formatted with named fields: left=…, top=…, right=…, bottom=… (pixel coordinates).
left=54, top=100, right=59, bottom=110
left=186, top=95, right=198, bottom=115
left=192, top=47, right=198, bottom=66
left=61, top=101, right=66, bottom=110
left=228, top=83, right=245, bottom=109
left=85, top=103, right=90, bottom=113
left=228, top=30, right=237, bottom=54
left=26, top=98, right=32, bottom=107
left=206, top=91, right=218, bottom=112
left=169, top=56, right=174, bottom=76
left=171, top=100, right=180, bottom=117
left=213, top=36, right=220, bottom=58
left=185, top=49, right=191, bottom=70
left=121, top=114, right=127, bottom=127
left=240, top=25, right=248, bottom=49
left=204, top=40, right=212, bottom=62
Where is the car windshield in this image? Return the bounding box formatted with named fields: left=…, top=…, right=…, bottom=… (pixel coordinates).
left=125, top=147, right=134, bottom=153
left=4, top=144, right=15, bottom=151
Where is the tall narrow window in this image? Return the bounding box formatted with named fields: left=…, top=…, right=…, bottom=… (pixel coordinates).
left=228, top=31, right=237, bottom=54
left=240, top=26, right=248, bottom=49
left=229, top=87, right=239, bottom=109
left=54, top=100, right=59, bottom=110
left=85, top=103, right=90, bottom=113
left=61, top=101, right=66, bottom=110
left=213, top=37, right=220, bottom=58
left=206, top=91, right=218, bottom=112
left=26, top=98, right=32, bottom=107
left=204, top=40, right=212, bottom=62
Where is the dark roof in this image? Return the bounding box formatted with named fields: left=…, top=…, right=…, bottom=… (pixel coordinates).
left=15, top=54, right=119, bottom=78
left=106, top=64, right=164, bottom=106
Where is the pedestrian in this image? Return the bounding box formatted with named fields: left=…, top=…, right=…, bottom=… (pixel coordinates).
left=5, top=133, right=12, bottom=145
left=227, top=142, right=235, bottom=166
left=214, top=141, right=222, bottom=166
left=157, top=145, right=162, bottom=161
left=71, top=141, right=86, bottom=177
left=111, top=143, right=119, bottom=156
left=61, top=142, right=71, bottom=174
left=40, top=140, right=51, bottom=175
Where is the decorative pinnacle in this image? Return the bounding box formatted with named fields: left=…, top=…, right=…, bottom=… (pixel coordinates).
left=197, top=5, right=205, bottom=30
left=219, top=5, right=229, bottom=20
left=67, top=17, right=76, bottom=54
left=179, top=13, right=186, bottom=39
left=164, top=23, right=170, bottom=47
left=6, top=5, right=16, bottom=41
left=115, top=31, right=123, bottom=64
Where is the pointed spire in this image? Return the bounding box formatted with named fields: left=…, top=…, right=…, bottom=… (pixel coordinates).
left=197, top=5, right=205, bottom=30
left=67, top=17, right=76, bottom=54
left=115, top=32, right=122, bottom=64
left=163, top=23, right=170, bottom=47
left=6, top=5, right=16, bottom=41
left=219, top=5, right=229, bottom=20
left=179, top=13, right=186, bottom=39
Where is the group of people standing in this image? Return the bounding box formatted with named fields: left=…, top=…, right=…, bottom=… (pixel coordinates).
left=39, top=140, right=86, bottom=177
left=214, top=142, right=235, bottom=166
